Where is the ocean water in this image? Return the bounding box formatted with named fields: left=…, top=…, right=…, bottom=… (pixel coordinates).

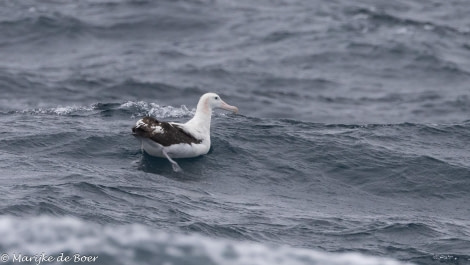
left=1, top=0, right=470, bottom=264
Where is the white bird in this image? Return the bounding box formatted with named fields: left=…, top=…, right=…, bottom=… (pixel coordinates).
left=132, top=92, right=238, bottom=172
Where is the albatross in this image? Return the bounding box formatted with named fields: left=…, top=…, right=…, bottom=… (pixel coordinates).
left=132, top=92, right=238, bottom=172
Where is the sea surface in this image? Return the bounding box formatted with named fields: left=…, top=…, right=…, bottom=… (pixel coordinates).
left=1, top=0, right=470, bottom=264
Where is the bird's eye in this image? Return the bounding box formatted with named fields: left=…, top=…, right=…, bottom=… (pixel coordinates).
left=214, top=96, right=218, bottom=100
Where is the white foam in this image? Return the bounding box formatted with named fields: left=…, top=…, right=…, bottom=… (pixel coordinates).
left=119, top=101, right=195, bottom=119
left=0, top=216, right=414, bottom=265
left=18, top=105, right=95, bottom=115
left=15, top=101, right=196, bottom=118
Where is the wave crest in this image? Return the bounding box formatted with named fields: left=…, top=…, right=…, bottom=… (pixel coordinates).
left=0, top=216, right=414, bottom=265
left=10, top=101, right=195, bottom=119
left=119, top=101, right=195, bottom=119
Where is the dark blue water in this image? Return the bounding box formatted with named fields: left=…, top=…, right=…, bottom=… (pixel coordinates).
left=1, top=1, right=470, bottom=265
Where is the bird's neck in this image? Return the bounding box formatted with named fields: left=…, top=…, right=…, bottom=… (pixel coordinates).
left=185, top=100, right=212, bottom=134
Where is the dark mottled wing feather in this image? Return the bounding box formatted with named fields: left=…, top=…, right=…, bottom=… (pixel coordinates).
left=132, top=116, right=201, bottom=147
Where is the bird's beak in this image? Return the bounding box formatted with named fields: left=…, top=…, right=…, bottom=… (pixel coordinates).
left=220, top=100, right=239, bottom=113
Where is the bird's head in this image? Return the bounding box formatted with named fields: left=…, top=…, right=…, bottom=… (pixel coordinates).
left=199, top=93, right=238, bottom=114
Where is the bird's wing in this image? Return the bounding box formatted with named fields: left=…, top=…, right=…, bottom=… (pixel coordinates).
left=132, top=116, right=201, bottom=147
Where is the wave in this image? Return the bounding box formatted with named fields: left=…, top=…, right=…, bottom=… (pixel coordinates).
left=346, top=6, right=470, bottom=36
left=0, top=14, right=89, bottom=46
left=119, top=101, right=195, bottom=118
left=4, top=101, right=470, bottom=197
left=0, top=0, right=220, bottom=45
left=0, top=216, right=414, bottom=265
left=14, top=105, right=96, bottom=116
left=7, top=101, right=195, bottom=119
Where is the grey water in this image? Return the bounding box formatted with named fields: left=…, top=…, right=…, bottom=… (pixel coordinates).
left=0, top=0, right=470, bottom=264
